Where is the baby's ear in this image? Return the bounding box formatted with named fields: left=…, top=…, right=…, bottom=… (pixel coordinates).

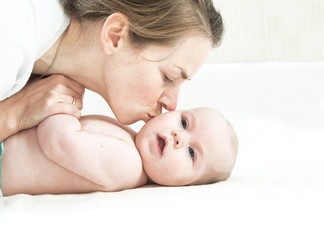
left=101, top=13, right=130, bottom=55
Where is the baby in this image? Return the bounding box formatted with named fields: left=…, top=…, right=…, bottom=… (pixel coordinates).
left=0, top=107, right=238, bottom=196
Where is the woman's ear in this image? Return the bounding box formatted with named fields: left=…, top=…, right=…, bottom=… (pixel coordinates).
left=101, top=13, right=129, bottom=55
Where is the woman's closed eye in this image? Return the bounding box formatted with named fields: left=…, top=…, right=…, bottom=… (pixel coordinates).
left=164, top=74, right=174, bottom=83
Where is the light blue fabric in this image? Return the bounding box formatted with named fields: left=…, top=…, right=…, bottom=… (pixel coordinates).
left=0, top=141, right=3, bottom=196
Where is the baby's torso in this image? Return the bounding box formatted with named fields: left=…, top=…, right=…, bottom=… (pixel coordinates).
left=1, top=115, right=146, bottom=196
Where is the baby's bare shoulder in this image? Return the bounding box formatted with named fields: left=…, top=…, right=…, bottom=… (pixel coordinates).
left=80, top=115, right=137, bottom=141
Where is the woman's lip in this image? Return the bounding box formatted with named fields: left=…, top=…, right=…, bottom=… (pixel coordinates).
left=146, top=114, right=154, bottom=122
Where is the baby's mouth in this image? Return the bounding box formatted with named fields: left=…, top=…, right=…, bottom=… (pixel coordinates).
left=158, top=136, right=166, bottom=155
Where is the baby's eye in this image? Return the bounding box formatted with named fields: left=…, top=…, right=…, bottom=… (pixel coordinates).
left=188, top=147, right=195, bottom=161
left=181, top=118, right=188, bottom=130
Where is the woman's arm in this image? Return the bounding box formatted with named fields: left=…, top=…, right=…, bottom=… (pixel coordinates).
left=0, top=75, right=84, bottom=142
left=0, top=99, right=18, bottom=142
left=36, top=114, right=144, bottom=189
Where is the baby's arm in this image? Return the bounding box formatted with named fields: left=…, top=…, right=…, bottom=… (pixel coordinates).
left=36, top=114, right=145, bottom=190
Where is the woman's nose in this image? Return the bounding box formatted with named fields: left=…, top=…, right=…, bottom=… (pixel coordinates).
left=158, top=88, right=180, bottom=111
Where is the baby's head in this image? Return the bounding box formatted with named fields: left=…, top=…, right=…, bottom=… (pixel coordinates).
left=135, top=107, right=238, bottom=186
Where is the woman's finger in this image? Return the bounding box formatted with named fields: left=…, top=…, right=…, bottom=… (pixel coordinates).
left=32, top=75, right=85, bottom=100
left=47, top=74, right=85, bottom=98
left=56, top=94, right=83, bottom=110
left=3, top=74, right=85, bottom=135
left=46, top=102, right=82, bottom=120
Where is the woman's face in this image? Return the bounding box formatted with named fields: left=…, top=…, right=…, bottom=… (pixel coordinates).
left=103, top=35, right=212, bottom=125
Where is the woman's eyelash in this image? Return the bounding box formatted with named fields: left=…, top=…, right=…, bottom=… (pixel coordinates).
left=164, top=75, right=174, bottom=83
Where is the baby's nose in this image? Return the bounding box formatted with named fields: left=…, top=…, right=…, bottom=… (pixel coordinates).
left=172, top=130, right=185, bottom=149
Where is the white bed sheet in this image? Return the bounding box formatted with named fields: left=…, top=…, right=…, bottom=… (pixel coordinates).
left=1, top=62, right=323, bottom=240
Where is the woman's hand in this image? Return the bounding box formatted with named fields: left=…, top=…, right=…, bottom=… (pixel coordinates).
left=0, top=74, right=85, bottom=141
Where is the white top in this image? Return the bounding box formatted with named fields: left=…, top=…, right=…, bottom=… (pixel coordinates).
left=0, top=0, right=70, bottom=100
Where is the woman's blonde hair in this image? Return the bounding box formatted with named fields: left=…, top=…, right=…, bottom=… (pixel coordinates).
left=59, top=0, right=224, bottom=48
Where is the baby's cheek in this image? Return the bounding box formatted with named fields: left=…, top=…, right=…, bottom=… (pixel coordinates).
left=166, top=157, right=187, bottom=177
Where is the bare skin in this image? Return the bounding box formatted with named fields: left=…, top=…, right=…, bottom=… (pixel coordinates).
left=1, top=115, right=148, bottom=195
left=1, top=13, right=212, bottom=142
left=1, top=108, right=236, bottom=196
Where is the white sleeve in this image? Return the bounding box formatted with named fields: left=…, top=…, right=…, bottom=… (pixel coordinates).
left=0, top=0, right=36, bottom=100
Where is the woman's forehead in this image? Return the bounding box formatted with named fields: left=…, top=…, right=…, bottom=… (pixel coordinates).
left=140, top=35, right=211, bottom=73
left=168, top=36, right=212, bottom=73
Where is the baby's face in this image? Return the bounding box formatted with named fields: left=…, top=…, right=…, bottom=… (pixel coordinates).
left=135, top=107, right=234, bottom=186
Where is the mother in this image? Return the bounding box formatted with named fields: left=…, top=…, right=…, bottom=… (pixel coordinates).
left=0, top=0, right=223, bottom=142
